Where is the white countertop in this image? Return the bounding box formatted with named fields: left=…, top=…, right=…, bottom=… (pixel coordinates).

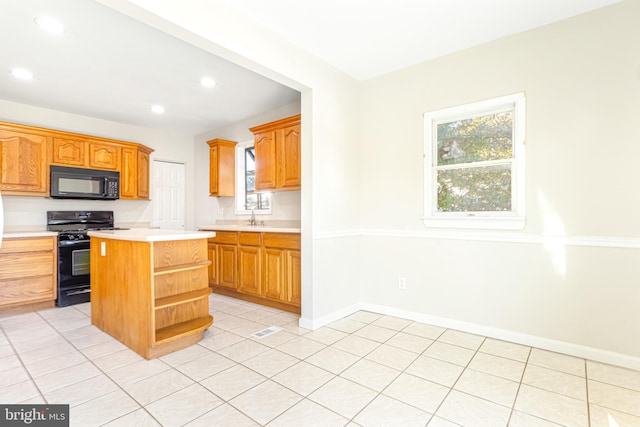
left=198, top=224, right=301, bottom=233
left=3, top=231, right=58, bottom=238
left=88, top=228, right=216, bottom=242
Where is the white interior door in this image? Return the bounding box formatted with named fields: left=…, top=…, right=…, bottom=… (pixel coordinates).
left=152, top=160, right=185, bottom=230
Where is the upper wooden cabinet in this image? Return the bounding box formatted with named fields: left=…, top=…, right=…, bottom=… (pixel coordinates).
left=120, top=145, right=153, bottom=200
left=250, top=115, right=301, bottom=192
left=89, top=142, right=120, bottom=170
left=137, top=147, right=152, bottom=199
left=207, top=138, right=236, bottom=197
left=0, top=120, right=153, bottom=199
left=0, top=125, right=50, bottom=196
left=53, top=138, right=121, bottom=171
left=52, top=137, right=86, bottom=166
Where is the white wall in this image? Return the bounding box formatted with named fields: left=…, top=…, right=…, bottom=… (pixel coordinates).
left=99, top=0, right=640, bottom=369
left=193, top=101, right=302, bottom=226
left=0, top=99, right=196, bottom=229
left=358, top=1, right=640, bottom=368
left=102, top=0, right=363, bottom=324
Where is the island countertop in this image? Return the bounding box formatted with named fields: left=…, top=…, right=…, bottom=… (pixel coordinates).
left=88, top=228, right=216, bottom=242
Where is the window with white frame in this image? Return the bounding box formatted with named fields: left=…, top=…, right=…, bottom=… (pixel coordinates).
left=423, top=93, right=526, bottom=230
left=235, top=142, right=271, bottom=214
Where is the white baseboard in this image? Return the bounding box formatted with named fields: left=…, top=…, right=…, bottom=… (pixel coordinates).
left=301, top=301, right=640, bottom=372
left=298, top=303, right=362, bottom=330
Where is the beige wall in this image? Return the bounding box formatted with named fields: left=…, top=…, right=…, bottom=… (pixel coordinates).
left=87, top=0, right=640, bottom=368
left=358, top=1, right=640, bottom=367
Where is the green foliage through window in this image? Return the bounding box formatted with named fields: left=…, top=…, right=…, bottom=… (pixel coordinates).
left=434, top=110, right=514, bottom=213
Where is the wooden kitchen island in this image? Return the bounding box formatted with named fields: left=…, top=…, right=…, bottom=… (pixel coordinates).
left=88, top=228, right=216, bottom=359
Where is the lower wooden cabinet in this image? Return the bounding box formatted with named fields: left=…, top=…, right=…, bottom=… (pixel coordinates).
left=238, top=231, right=262, bottom=296
left=0, top=236, right=57, bottom=313
left=207, top=231, right=301, bottom=313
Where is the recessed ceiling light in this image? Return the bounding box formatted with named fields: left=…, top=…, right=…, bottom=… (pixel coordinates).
left=151, top=104, right=165, bottom=114
left=200, top=76, right=216, bottom=88
left=11, top=68, right=34, bottom=81
left=34, top=16, right=65, bottom=34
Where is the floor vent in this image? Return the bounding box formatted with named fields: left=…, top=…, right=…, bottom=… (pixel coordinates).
left=252, top=326, right=282, bottom=339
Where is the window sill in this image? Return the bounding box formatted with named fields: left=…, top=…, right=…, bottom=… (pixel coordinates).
left=421, top=216, right=525, bottom=231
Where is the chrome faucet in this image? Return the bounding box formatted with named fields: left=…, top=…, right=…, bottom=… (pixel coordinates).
left=248, top=209, right=257, bottom=226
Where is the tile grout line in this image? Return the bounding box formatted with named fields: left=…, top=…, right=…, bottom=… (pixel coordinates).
left=0, top=319, right=49, bottom=404
left=505, top=345, right=533, bottom=426
left=36, top=306, right=165, bottom=426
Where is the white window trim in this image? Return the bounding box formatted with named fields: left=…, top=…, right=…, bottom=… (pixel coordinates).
left=234, top=140, right=272, bottom=215
left=422, top=93, right=526, bottom=230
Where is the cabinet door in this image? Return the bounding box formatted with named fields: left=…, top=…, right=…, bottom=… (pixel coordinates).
left=277, top=123, right=301, bottom=190
left=207, top=243, right=218, bottom=286
left=209, top=144, right=219, bottom=195
left=262, top=248, right=285, bottom=301
left=137, top=149, right=150, bottom=199
left=89, top=142, right=120, bottom=170
left=0, top=129, right=49, bottom=195
left=218, top=244, right=237, bottom=289
left=120, top=147, right=138, bottom=199
left=285, top=250, right=301, bottom=306
left=238, top=246, right=261, bottom=296
left=52, top=137, right=86, bottom=166
left=254, top=131, right=277, bottom=191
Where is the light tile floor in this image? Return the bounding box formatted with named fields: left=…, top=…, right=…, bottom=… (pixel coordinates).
left=1, top=294, right=640, bottom=426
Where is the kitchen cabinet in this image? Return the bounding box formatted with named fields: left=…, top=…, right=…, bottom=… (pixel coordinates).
left=207, top=231, right=238, bottom=289
left=0, top=235, right=57, bottom=314
left=89, top=141, right=120, bottom=170
left=0, top=125, right=50, bottom=196
left=120, top=145, right=153, bottom=200
left=238, top=232, right=261, bottom=296
left=207, top=231, right=301, bottom=313
left=52, top=137, right=86, bottom=166
left=53, top=137, right=121, bottom=170
left=137, top=147, right=151, bottom=199
left=249, top=115, right=301, bottom=192
left=90, top=232, right=213, bottom=359
left=262, top=233, right=301, bottom=306
left=207, top=138, right=237, bottom=197
left=0, top=120, right=153, bottom=199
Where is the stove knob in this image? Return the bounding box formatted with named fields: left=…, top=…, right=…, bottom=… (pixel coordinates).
left=68, top=235, right=76, bottom=241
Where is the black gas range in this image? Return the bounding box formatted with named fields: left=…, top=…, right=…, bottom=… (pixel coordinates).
left=46, top=211, right=126, bottom=307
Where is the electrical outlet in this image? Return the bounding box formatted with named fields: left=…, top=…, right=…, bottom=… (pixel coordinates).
left=398, top=277, right=407, bottom=290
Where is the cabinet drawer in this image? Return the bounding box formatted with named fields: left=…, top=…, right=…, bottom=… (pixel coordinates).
left=239, top=232, right=261, bottom=246
left=0, top=276, right=55, bottom=306
left=208, top=232, right=238, bottom=244
left=262, top=233, right=301, bottom=250
left=0, top=237, right=55, bottom=254
left=0, top=253, right=55, bottom=280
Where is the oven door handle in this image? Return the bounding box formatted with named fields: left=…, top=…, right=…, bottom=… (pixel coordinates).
left=66, top=289, right=91, bottom=296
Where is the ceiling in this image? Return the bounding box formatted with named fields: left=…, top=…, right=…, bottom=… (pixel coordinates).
left=223, top=0, right=623, bottom=80
left=0, top=0, right=301, bottom=135
left=0, top=0, right=622, bottom=135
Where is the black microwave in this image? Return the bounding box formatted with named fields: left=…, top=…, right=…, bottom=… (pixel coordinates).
left=50, top=165, right=120, bottom=200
